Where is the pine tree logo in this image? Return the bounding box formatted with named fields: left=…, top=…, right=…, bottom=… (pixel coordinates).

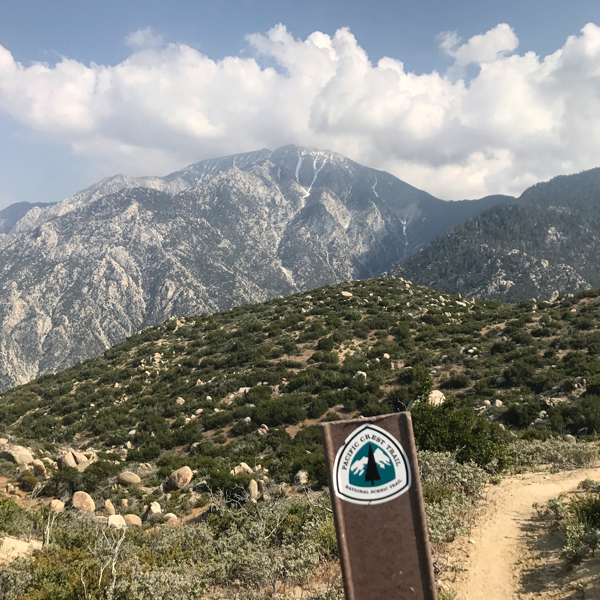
left=365, top=444, right=381, bottom=486
left=333, top=424, right=411, bottom=505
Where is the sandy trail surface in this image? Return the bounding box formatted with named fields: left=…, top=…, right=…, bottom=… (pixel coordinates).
left=453, top=466, right=600, bottom=600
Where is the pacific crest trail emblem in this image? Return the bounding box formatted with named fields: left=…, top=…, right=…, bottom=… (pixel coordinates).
left=333, top=423, right=411, bottom=505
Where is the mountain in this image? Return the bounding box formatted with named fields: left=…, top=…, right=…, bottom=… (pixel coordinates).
left=0, top=145, right=511, bottom=392
left=0, top=201, right=56, bottom=234
left=388, top=168, right=600, bottom=302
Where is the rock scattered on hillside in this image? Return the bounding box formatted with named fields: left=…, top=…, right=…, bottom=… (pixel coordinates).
left=72, top=491, right=95, bottom=513
left=118, top=471, right=141, bottom=486
left=103, top=499, right=115, bottom=516
left=294, top=470, right=309, bottom=486
left=1, top=446, right=34, bottom=465
left=248, top=479, right=259, bottom=502
left=124, top=514, right=142, bottom=527
left=167, top=466, right=193, bottom=490
left=108, top=514, right=127, bottom=529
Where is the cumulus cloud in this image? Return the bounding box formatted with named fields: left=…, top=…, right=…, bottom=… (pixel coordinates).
left=125, top=27, right=165, bottom=50
left=439, top=23, right=519, bottom=65
left=2, top=23, right=600, bottom=198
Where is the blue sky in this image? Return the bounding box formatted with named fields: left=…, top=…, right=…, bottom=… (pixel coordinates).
left=2, top=0, right=600, bottom=208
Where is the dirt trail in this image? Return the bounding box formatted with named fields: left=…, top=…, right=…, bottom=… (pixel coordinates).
left=453, top=465, right=600, bottom=600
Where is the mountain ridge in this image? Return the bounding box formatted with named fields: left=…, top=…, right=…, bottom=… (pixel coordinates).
left=388, top=168, right=600, bottom=302
left=0, top=144, right=513, bottom=392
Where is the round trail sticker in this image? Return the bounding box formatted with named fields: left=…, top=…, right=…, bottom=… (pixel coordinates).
left=333, top=423, right=411, bottom=505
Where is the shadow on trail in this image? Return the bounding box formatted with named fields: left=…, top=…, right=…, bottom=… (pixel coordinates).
left=518, top=510, right=600, bottom=599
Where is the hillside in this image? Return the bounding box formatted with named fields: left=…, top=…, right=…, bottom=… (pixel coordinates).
left=0, top=145, right=511, bottom=392
left=1, top=277, right=600, bottom=598
left=389, top=168, right=600, bottom=302
left=2, top=276, right=600, bottom=475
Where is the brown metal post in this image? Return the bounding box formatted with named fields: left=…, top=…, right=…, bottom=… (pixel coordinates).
left=321, top=412, right=437, bottom=600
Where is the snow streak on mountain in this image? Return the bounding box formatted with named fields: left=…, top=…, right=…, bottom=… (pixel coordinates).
left=0, top=145, right=509, bottom=391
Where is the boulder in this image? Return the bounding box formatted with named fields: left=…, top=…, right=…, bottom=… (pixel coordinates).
left=57, top=452, right=77, bottom=469
left=32, top=459, right=46, bottom=477
left=294, top=470, right=309, bottom=486
left=71, top=451, right=87, bottom=465
left=104, top=499, right=116, bottom=516
left=76, top=459, right=97, bottom=472
left=118, top=471, right=141, bottom=486
left=0, top=536, right=42, bottom=562
left=164, top=513, right=177, bottom=522
left=50, top=499, right=64, bottom=514
left=72, top=491, right=95, bottom=513
left=494, top=399, right=503, bottom=408
left=257, top=424, right=269, bottom=436
left=120, top=498, right=129, bottom=508
left=144, top=501, right=162, bottom=520
left=341, top=291, right=353, bottom=297
left=564, top=434, right=577, bottom=444
left=124, top=514, right=142, bottom=527
left=230, top=462, right=253, bottom=476
left=1, top=445, right=34, bottom=465
left=176, top=397, right=185, bottom=406
left=167, top=466, right=193, bottom=490
left=428, top=390, right=445, bottom=406
left=248, top=479, right=259, bottom=501
left=108, top=514, right=127, bottom=529
left=354, top=371, right=367, bottom=379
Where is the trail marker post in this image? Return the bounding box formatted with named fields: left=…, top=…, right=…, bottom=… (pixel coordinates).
left=321, top=412, right=437, bottom=600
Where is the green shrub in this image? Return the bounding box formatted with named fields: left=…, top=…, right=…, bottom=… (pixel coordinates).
left=18, top=471, right=39, bottom=492
left=253, top=397, right=307, bottom=427
left=439, top=371, right=470, bottom=389
left=411, top=399, right=510, bottom=470
left=317, top=336, right=334, bottom=351
left=308, top=398, right=328, bottom=419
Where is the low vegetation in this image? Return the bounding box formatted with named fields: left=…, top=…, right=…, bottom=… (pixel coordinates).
left=1, top=276, right=600, bottom=596
left=538, top=483, right=600, bottom=567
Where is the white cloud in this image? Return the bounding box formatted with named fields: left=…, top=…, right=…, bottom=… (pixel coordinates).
left=440, top=23, right=518, bottom=65
left=125, top=27, right=165, bottom=50
left=1, top=23, right=600, bottom=199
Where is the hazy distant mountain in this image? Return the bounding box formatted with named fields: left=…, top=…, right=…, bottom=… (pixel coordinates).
left=389, top=169, right=600, bottom=302
left=0, top=201, right=55, bottom=235
left=0, top=145, right=510, bottom=391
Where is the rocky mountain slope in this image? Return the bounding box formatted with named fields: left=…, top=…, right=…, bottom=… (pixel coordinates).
left=0, top=145, right=510, bottom=391
left=0, top=202, right=55, bottom=235
left=389, top=168, right=600, bottom=301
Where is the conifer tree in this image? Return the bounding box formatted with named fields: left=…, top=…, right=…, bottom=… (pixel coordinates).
left=365, top=444, right=381, bottom=486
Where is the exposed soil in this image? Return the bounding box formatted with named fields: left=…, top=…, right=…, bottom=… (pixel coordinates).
left=450, top=466, right=600, bottom=600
